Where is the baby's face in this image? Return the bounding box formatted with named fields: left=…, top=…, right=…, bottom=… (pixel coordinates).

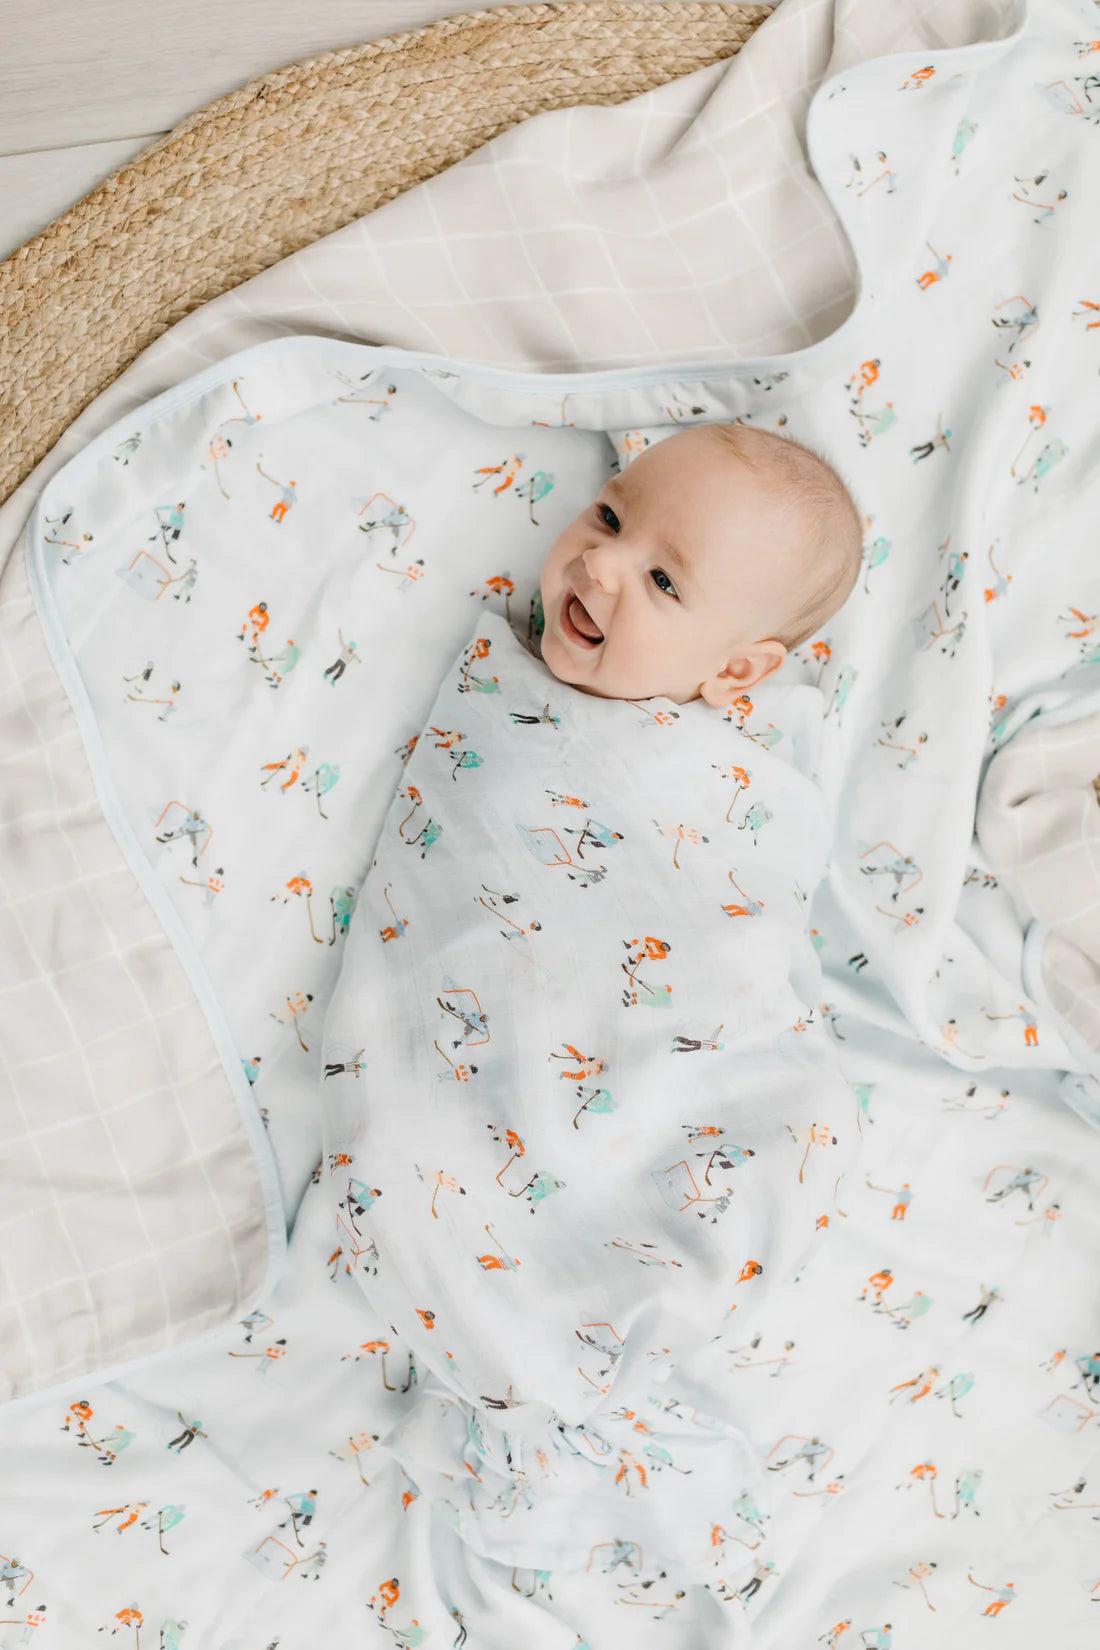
left=538, top=427, right=791, bottom=707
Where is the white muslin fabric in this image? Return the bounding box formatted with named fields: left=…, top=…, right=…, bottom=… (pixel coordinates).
left=320, top=609, right=856, bottom=1585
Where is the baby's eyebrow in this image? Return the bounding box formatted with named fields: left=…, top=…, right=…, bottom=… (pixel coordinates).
left=603, top=476, right=695, bottom=593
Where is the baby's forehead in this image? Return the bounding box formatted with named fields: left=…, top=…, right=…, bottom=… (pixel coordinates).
left=615, top=435, right=804, bottom=538
left=616, top=436, right=776, bottom=505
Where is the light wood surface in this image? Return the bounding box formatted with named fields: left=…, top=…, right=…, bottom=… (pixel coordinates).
left=0, top=0, right=642, bottom=263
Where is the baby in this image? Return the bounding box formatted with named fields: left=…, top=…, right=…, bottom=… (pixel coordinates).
left=538, top=422, right=864, bottom=707
left=323, top=427, right=863, bottom=1588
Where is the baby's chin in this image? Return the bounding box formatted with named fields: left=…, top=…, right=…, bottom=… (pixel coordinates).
left=542, top=658, right=684, bottom=704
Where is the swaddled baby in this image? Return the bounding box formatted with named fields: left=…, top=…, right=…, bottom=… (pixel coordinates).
left=539, top=420, right=864, bottom=706
left=320, top=421, right=864, bottom=1592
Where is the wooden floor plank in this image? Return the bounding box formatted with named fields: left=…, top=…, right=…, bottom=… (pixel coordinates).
left=0, top=0, right=614, bottom=263
left=0, top=1, right=583, bottom=156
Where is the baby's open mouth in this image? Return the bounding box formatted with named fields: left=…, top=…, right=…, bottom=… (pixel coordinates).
left=561, top=589, right=604, bottom=647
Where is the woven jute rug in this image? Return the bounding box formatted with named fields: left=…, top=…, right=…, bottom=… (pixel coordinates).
left=0, top=1, right=774, bottom=506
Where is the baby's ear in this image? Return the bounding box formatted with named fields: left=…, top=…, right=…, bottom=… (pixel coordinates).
left=698, top=668, right=750, bottom=709
left=750, top=642, right=788, bottom=687
left=701, top=642, right=787, bottom=705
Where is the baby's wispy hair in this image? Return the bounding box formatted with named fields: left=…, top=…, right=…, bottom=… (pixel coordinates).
left=702, top=422, right=864, bottom=651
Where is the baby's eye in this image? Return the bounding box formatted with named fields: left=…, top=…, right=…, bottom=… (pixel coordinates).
left=651, top=569, right=679, bottom=600
left=596, top=502, right=621, bottom=531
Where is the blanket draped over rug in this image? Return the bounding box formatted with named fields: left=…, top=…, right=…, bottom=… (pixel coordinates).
left=2, top=0, right=1100, bottom=1645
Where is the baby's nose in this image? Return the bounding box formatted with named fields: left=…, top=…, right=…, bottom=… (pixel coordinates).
left=583, top=543, right=616, bottom=585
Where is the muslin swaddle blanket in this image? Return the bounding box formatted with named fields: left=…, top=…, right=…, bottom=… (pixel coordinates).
left=320, top=609, right=857, bottom=1587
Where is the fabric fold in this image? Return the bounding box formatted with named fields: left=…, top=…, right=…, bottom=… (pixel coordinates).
left=377, top=1364, right=765, bottom=1580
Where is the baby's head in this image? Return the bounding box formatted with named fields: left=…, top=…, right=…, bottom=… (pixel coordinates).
left=538, top=423, right=863, bottom=706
